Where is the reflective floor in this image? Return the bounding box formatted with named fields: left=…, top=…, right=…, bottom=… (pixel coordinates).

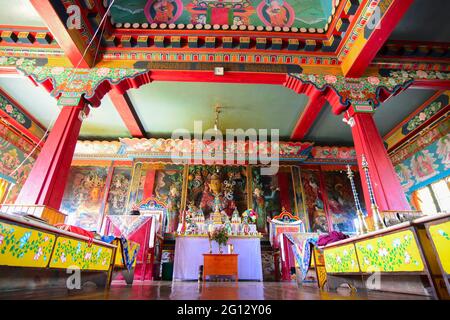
left=0, top=281, right=431, bottom=300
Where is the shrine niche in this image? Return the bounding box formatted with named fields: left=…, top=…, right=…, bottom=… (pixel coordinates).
left=60, top=166, right=109, bottom=231
left=187, top=165, right=247, bottom=219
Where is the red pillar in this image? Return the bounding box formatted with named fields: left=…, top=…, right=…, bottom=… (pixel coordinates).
left=345, top=106, right=410, bottom=216
left=15, top=100, right=89, bottom=210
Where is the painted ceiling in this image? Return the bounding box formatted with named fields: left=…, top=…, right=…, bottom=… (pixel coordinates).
left=305, top=88, right=439, bottom=146
left=127, top=81, right=309, bottom=139
left=390, top=0, right=450, bottom=42
left=0, top=0, right=46, bottom=27
left=107, top=0, right=334, bottom=29
left=0, top=77, right=131, bottom=139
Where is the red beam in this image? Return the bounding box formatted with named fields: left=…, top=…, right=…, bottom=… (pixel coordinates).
left=149, top=70, right=287, bottom=84
left=342, top=0, right=414, bottom=77
left=290, top=88, right=327, bottom=141
left=29, top=0, right=94, bottom=67
left=108, top=88, right=145, bottom=138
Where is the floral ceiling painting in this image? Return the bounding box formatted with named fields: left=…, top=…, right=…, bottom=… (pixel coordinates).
left=107, top=0, right=334, bottom=28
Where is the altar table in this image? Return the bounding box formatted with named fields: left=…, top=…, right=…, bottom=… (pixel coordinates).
left=173, top=237, right=263, bottom=281
left=203, top=254, right=239, bottom=281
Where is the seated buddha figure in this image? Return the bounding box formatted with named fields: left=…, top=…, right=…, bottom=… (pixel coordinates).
left=199, top=173, right=235, bottom=218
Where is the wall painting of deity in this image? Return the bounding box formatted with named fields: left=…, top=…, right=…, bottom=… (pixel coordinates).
left=60, top=166, right=109, bottom=231
left=251, top=166, right=297, bottom=233
left=322, top=170, right=364, bottom=234
left=187, top=165, right=248, bottom=218
left=128, top=163, right=184, bottom=234
left=299, top=168, right=329, bottom=233
left=106, top=166, right=133, bottom=216
left=109, top=0, right=333, bottom=29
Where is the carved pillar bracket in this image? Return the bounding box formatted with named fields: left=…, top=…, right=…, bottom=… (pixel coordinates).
left=287, top=70, right=450, bottom=114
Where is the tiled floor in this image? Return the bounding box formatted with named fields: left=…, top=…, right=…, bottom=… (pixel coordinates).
left=0, top=281, right=431, bottom=300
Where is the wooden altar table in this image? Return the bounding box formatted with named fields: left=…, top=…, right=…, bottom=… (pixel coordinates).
left=203, top=254, right=239, bottom=281
left=173, top=236, right=263, bottom=281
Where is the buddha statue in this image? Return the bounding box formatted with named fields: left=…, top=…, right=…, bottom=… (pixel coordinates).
left=199, top=172, right=234, bottom=218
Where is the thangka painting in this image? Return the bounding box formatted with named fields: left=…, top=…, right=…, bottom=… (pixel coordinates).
left=300, top=169, right=329, bottom=233
left=395, top=133, right=450, bottom=194
left=0, top=136, right=36, bottom=203
left=188, top=165, right=247, bottom=218
left=60, top=166, right=108, bottom=231
left=106, top=167, right=132, bottom=215
left=129, top=163, right=184, bottom=233
left=108, top=0, right=333, bottom=29
left=252, top=167, right=298, bottom=233
left=323, top=171, right=364, bottom=234
left=292, top=166, right=308, bottom=227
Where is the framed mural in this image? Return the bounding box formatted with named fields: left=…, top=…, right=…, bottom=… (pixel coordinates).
left=60, top=166, right=109, bottom=231
left=292, top=166, right=309, bottom=229
left=108, top=0, right=333, bottom=29
left=251, top=166, right=297, bottom=233
left=105, top=166, right=133, bottom=215
left=0, top=136, right=36, bottom=204
left=322, top=170, right=364, bottom=234
left=299, top=168, right=329, bottom=233
left=128, top=163, right=185, bottom=233
left=187, top=165, right=248, bottom=218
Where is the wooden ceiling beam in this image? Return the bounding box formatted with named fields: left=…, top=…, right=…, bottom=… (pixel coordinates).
left=29, top=0, right=96, bottom=68
left=341, top=0, right=414, bottom=78
left=108, top=88, right=145, bottom=138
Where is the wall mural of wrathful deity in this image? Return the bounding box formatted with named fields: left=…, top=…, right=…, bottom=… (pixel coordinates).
left=187, top=165, right=247, bottom=219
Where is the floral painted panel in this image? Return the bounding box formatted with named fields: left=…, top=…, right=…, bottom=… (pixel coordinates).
left=49, top=237, right=113, bottom=271
left=355, top=230, right=424, bottom=273
left=429, top=221, right=450, bottom=275
left=0, top=221, right=55, bottom=268
left=323, top=243, right=359, bottom=273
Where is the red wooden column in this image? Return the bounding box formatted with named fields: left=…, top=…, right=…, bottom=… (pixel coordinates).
left=15, top=99, right=89, bottom=210
left=345, top=105, right=410, bottom=216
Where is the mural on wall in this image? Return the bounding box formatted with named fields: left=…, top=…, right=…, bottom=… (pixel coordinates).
left=394, top=133, right=450, bottom=194
left=108, top=0, right=333, bottom=28
left=188, top=165, right=247, bottom=218
left=292, top=166, right=308, bottom=226
left=300, top=169, right=329, bottom=233
left=252, top=168, right=282, bottom=233
left=0, top=136, right=36, bottom=203
left=128, top=164, right=184, bottom=233
left=106, top=167, right=132, bottom=215
left=323, top=171, right=362, bottom=234
left=60, top=166, right=108, bottom=231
